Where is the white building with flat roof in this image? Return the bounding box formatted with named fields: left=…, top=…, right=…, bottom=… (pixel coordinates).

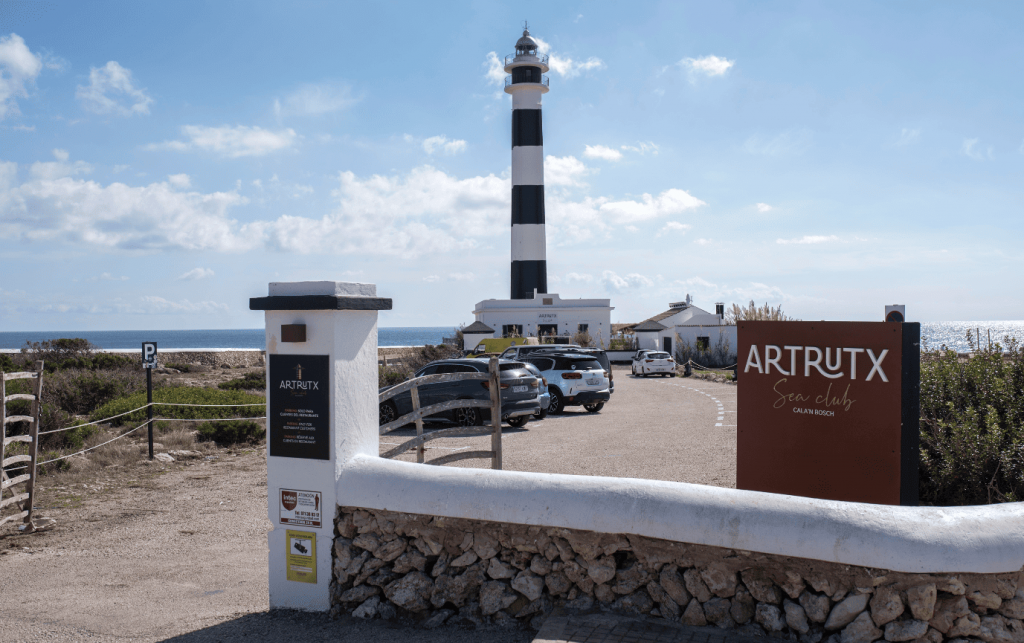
left=628, top=297, right=737, bottom=356
left=472, top=292, right=613, bottom=345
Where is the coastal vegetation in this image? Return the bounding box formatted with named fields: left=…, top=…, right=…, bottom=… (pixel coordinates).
left=919, top=336, right=1024, bottom=505
left=218, top=371, right=265, bottom=391
left=725, top=300, right=800, bottom=323
left=90, top=387, right=264, bottom=426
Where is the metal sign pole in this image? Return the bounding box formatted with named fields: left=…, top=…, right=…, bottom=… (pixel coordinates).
left=142, top=342, right=157, bottom=461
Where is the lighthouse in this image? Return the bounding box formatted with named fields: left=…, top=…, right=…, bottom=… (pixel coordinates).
left=504, top=27, right=550, bottom=300
left=466, top=27, right=612, bottom=347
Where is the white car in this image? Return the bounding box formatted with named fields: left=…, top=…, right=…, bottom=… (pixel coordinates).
left=632, top=351, right=677, bottom=377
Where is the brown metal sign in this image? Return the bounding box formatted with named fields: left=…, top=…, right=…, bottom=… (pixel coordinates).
left=737, top=321, right=919, bottom=505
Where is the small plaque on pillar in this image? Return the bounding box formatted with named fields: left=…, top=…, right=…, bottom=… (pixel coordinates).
left=281, top=324, right=306, bottom=342
left=269, top=354, right=330, bottom=460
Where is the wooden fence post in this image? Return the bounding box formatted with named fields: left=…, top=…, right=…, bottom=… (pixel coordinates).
left=1, top=373, right=6, bottom=509
left=24, top=361, right=43, bottom=529
left=410, top=386, right=425, bottom=464
left=489, top=357, right=502, bottom=470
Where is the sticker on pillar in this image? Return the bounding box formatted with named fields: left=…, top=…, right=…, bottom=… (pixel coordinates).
left=286, top=529, right=317, bottom=583
left=280, top=488, right=322, bottom=528
left=268, top=354, right=330, bottom=460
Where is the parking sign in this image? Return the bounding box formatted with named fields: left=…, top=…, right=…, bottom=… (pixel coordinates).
left=142, top=342, right=158, bottom=369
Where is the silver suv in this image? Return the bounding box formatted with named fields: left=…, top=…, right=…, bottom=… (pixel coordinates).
left=502, top=345, right=614, bottom=395
left=520, top=352, right=610, bottom=415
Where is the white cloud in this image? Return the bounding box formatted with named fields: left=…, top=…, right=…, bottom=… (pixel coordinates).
left=544, top=155, right=590, bottom=186
left=273, top=82, right=358, bottom=117
left=13, top=124, right=34, bottom=131
left=776, top=235, right=839, bottom=245
left=599, top=188, right=705, bottom=223
left=422, top=135, right=467, bottom=155
left=695, top=238, right=712, bottom=246
left=177, top=267, right=214, bottom=281
left=29, top=149, right=92, bottom=180
left=583, top=145, right=622, bottom=161
left=961, top=138, right=992, bottom=161
left=679, top=55, right=734, bottom=77
left=112, top=164, right=129, bottom=174
left=448, top=272, right=474, bottom=281
left=896, top=128, right=920, bottom=146
left=744, top=130, right=813, bottom=157
left=756, top=203, right=773, bottom=213
left=167, top=173, right=191, bottom=189
left=600, top=271, right=653, bottom=293
left=624, top=225, right=638, bottom=233
left=565, top=272, right=594, bottom=283
left=0, top=33, right=43, bottom=120
left=76, top=61, right=153, bottom=116
left=657, top=221, right=691, bottom=237
left=422, top=275, right=440, bottom=283
left=139, top=296, right=228, bottom=314
left=86, top=272, right=128, bottom=282
left=0, top=161, right=253, bottom=251
left=621, top=142, right=659, bottom=155
left=484, top=52, right=506, bottom=86
left=146, top=125, right=298, bottom=158
left=533, top=37, right=604, bottom=79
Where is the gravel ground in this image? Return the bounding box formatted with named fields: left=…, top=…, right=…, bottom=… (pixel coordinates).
left=0, top=370, right=736, bottom=642
left=386, top=366, right=738, bottom=487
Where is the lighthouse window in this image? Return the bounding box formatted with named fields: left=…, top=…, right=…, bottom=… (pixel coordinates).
left=511, top=66, right=542, bottom=83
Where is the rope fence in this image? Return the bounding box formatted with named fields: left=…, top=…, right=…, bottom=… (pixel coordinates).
left=37, top=402, right=266, bottom=436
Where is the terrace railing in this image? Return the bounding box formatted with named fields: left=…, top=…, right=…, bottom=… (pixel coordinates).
left=378, top=357, right=502, bottom=469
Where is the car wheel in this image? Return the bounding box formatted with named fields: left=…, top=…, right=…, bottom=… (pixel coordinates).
left=507, top=416, right=528, bottom=428
left=670, top=372, right=677, bottom=378
left=584, top=402, right=604, bottom=413
left=379, top=401, right=397, bottom=427
left=535, top=408, right=548, bottom=420
left=454, top=406, right=479, bottom=427
left=548, top=389, right=565, bottom=415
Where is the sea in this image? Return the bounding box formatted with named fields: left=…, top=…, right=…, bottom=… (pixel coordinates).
left=0, top=327, right=453, bottom=351
left=0, top=321, right=1021, bottom=353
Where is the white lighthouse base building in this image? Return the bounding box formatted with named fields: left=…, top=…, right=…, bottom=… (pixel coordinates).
left=472, top=293, right=613, bottom=347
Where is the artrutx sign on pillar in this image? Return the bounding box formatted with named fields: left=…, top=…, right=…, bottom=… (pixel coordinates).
left=737, top=321, right=920, bottom=506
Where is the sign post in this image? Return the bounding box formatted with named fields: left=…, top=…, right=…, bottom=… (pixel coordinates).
left=250, top=281, right=391, bottom=611
left=736, top=321, right=920, bottom=505
left=141, top=342, right=157, bottom=461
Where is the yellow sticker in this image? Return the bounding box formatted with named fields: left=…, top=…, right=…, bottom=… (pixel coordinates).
left=286, top=529, right=317, bottom=584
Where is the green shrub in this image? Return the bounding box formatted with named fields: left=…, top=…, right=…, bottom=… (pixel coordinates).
left=165, top=362, right=194, bottom=372
left=196, top=420, right=265, bottom=445
left=90, top=387, right=264, bottom=427
left=219, top=371, right=265, bottom=390
left=379, top=367, right=406, bottom=388
left=919, top=338, right=1024, bottom=505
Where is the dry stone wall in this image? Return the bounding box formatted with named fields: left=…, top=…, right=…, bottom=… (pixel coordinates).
left=332, top=507, right=1024, bottom=640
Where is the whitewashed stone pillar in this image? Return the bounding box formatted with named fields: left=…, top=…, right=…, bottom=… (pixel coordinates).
left=250, top=281, right=389, bottom=611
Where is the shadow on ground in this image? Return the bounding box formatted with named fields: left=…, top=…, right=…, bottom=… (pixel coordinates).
left=160, top=611, right=534, bottom=643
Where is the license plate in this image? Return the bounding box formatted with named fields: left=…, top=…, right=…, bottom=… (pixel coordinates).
left=586, top=378, right=600, bottom=385
left=512, top=385, right=528, bottom=393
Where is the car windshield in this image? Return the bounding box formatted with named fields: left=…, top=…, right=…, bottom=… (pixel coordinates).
left=647, top=352, right=671, bottom=359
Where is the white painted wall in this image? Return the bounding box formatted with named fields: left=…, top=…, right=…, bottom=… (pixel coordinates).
left=666, top=325, right=738, bottom=355
left=511, top=146, right=544, bottom=185
left=511, top=224, right=547, bottom=261
left=338, top=454, right=1024, bottom=574
left=264, top=281, right=379, bottom=611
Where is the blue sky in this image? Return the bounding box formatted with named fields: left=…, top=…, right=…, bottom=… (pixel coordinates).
left=1, top=1, right=1022, bottom=331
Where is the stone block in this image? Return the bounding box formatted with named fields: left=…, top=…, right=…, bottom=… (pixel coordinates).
left=743, top=569, right=783, bottom=605
left=826, top=593, right=870, bottom=631
left=802, top=591, right=832, bottom=624
left=907, top=585, right=937, bottom=621
left=685, top=567, right=713, bottom=603
left=841, top=612, right=883, bottom=643
left=786, top=599, right=811, bottom=634
left=682, top=598, right=708, bottom=627
left=702, top=564, right=739, bottom=598
left=660, top=565, right=691, bottom=607
left=511, top=570, right=545, bottom=602
left=756, top=603, right=787, bottom=633
left=872, top=587, right=906, bottom=626
left=383, top=571, right=433, bottom=612
left=885, top=619, right=929, bottom=642
left=732, top=587, right=756, bottom=625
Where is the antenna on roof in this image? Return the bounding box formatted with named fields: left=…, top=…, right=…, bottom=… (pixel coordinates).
left=523, top=20, right=529, bottom=31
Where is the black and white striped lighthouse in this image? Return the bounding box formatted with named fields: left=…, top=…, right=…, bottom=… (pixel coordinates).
left=504, top=27, right=550, bottom=300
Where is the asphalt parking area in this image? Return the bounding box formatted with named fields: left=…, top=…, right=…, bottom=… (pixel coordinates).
left=381, top=367, right=738, bottom=488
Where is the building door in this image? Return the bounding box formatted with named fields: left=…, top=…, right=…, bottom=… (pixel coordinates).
left=663, top=336, right=672, bottom=354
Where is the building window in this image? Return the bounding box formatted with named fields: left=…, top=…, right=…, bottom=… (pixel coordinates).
left=502, top=324, right=523, bottom=338
left=696, top=336, right=710, bottom=350
left=577, top=324, right=588, bottom=333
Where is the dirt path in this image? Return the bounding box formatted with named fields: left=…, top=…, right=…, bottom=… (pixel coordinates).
left=0, top=371, right=735, bottom=642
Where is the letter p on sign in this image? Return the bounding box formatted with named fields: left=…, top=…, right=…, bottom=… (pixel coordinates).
left=142, top=342, right=158, bottom=368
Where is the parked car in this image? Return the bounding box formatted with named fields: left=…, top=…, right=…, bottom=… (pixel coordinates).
left=520, top=362, right=551, bottom=420
left=502, top=345, right=614, bottom=395
left=521, top=352, right=610, bottom=414
left=378, top=358, right=540, bottom=429
left=632, top=351, right=676, bottom=377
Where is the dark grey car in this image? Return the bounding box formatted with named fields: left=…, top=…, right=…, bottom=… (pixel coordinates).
left=379, top=358, right=541, bottom=429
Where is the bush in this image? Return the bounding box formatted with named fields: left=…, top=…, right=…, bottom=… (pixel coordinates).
left=10, top=338, right=135, bottom=372
left=379, top=367, right=406, bottom=388
left=919, top=337, right=1024, bottom=505
left=45, top=366, right=147, bottom=416
left=674, top=334, right=736, bottom=369
left=90, top=387, right=265, bottom=427
left=219, top=371, right=265, bottom=391
left=196, top=420, right=265, bottom=445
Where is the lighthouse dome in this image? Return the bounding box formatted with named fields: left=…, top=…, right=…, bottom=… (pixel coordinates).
left=515, top=29, right=539, bottom=54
